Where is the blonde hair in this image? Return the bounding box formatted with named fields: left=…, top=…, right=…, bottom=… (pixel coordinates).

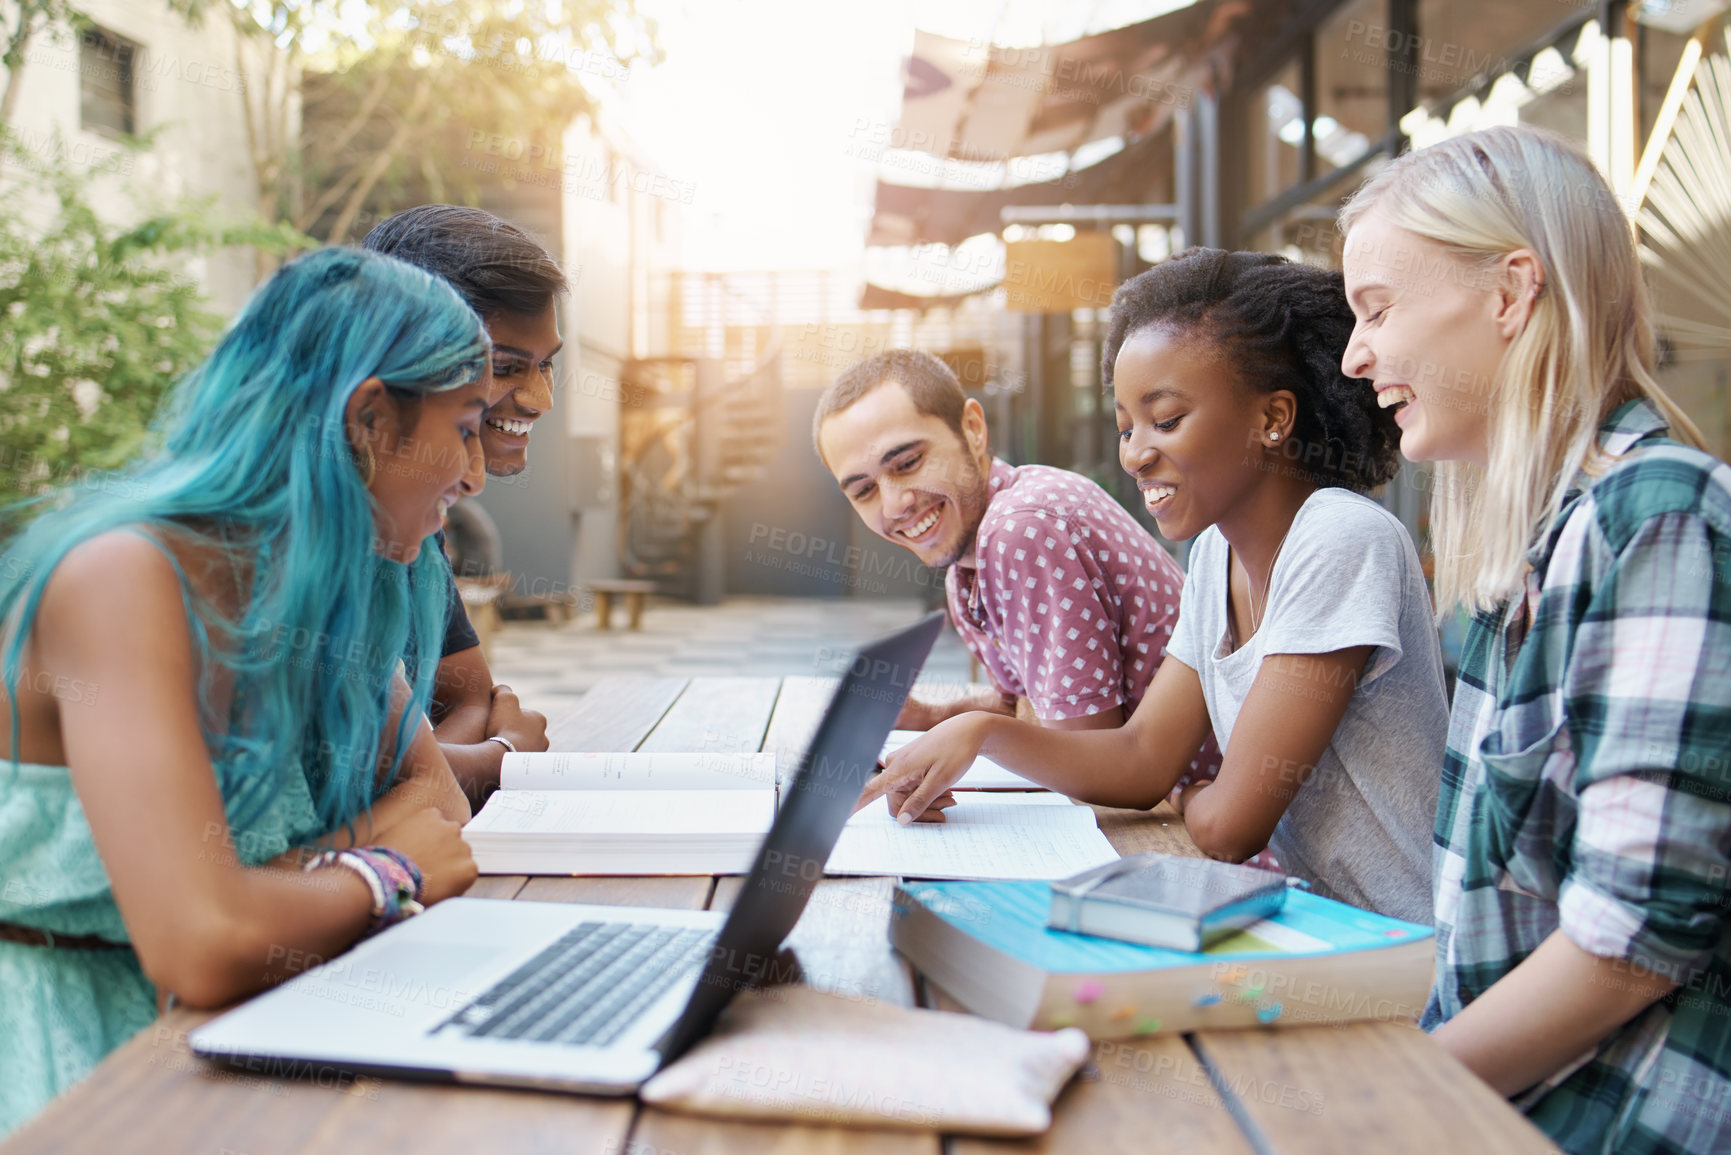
left=1339, top=125, right=1705, bottom=615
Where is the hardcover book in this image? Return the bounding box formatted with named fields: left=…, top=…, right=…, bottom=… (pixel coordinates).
left=1047, top=853, right=1289, bottom=952
left=891, top=879, right=1433, bottom=1038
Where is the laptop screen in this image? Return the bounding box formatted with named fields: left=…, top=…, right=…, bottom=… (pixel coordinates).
left=655, top=610, right=944, bottom=1062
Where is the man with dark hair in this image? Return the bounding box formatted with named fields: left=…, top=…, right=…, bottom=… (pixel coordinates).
left=816, top=351, right=1217, bottom=785
left=363, top=205, right=569, bottom=798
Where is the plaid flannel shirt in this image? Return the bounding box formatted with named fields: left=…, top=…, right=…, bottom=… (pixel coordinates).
left=1429, top=399, right=1731, bottom=1155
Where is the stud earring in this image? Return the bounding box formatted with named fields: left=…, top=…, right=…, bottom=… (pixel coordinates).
left=1268, top=432, right=1281, bottom=443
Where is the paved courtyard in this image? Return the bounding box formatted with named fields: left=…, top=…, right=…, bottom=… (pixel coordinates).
left=488, top=595, right=974, bottom=723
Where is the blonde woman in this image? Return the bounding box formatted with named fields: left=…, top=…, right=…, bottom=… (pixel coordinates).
left=1340, top=124, right=1731, bottom=1153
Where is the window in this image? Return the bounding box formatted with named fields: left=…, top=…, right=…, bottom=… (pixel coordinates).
left=80, top=26, right=138, bottom=137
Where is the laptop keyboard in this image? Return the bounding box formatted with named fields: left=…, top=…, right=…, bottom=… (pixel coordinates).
left=437, top=921, right=714, bottom=1048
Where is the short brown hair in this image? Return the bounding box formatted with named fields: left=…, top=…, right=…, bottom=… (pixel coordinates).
left=812, top=350, right=966, bottom=457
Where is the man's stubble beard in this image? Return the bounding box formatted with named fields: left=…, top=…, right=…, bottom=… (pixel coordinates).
left=930, top=456, right=990, bottom=570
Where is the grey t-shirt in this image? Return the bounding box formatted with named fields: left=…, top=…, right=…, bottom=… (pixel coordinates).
left=1167, top=488, right=1446, bottom=924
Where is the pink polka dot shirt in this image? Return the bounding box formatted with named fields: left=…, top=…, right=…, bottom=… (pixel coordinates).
left=947, top=460, right=1199, bottom=731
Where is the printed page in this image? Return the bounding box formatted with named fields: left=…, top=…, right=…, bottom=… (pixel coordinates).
left=465, top=789, right=776, bottom=836
left=827, top=795, right=1117, bottom=880
left=500, top=751, right=778, bottom=792
left=881, top=731, right=1046, bottom=791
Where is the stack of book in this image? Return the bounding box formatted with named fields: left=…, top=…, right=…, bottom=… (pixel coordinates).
left=891, top=872, right=1433, bottom=1039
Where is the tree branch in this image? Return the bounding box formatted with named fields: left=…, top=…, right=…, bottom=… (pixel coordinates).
left=324, top=73, right=432, bottom=244
left=295, top=152, right=370, bottom=232
left=307, top=67, right=391, bottom=169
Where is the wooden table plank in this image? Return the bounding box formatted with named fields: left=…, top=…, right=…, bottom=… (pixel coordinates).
left=630, top=1112, right=927, bottom=1155
left=545, top=676, right=689, bottom=752
left=956, top=1036, right=1257, bottom=1155
left=465, top=875, right=527, bottom=900
left=3, top=1008, right=346, bottom=1155
left=759, top=675, right=839, bottom=781
left=1093, top=801, right=1201, bottom=857
left=517, top=875, right=714, bottom=909
left=636, top=676, right=782, bottom=754
left=2, top=1009, right=635, bottom=1155
left=303, top=1078, right=633, bottom=1155
left=919, top=987, right=1252, bottom=1155
left=1192, top=1022, right=1559, bottom=1154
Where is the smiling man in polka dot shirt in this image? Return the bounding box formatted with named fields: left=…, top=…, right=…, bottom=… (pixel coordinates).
left=816, top=351, right=1218, bottom=779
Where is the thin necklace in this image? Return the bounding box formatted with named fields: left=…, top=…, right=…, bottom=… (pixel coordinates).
left=1245, top=523, right=1294, bottom=639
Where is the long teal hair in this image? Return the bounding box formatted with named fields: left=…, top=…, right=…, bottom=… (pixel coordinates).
left=0, top=247, right=489, bottom=833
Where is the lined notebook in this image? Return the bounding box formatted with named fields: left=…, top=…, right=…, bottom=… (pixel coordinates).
left=880, top=731, right=1045, bottom=791
left=829, top=793, right=1118, bottom=880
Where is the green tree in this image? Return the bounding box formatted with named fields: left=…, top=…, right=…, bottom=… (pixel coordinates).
left=0, top=130, right=301, bottom=497
left=229, top=0, right=659, bottom=247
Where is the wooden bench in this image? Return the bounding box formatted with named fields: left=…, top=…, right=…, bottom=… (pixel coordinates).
left=585, top=578, right=657, bottom=630
left=498, top=590, right=578, bottom=625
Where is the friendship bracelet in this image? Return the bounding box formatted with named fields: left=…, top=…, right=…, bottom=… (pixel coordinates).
left=304, top=846, right=426, bottom=935
left=368, top=845, right=424, bottom=891
left=366, top=846, right=425, bottom=911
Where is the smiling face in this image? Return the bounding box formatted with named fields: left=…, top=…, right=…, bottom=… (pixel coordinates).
left=1341, top=211, right=1507, bottom=466
left=480, top=302, right=562, bottom=477
left=1112, top=326, right=1293, bottom=542
left=359, top=378, right=490, bottom=563
left=817, top=380, right=991, bottom=569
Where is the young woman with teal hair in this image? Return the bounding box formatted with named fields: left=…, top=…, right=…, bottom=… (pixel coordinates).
left=0, top=247, right=486, bottom=1134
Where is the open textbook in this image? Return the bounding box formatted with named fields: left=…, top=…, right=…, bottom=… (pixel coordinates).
left=463, top=752, right=779, bottom=874
left=880, top=731, right=1045, bottom=790
left=463, top=753, right=1118, bottom=879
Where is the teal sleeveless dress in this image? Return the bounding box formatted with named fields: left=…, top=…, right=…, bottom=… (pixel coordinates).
left=0, top=759, right=326, bottom=1136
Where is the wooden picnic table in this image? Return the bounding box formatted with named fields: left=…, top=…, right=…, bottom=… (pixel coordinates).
left=3, top=675, right=1559, bottom=1154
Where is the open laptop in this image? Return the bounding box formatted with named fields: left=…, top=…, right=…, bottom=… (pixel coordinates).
left=191, top=610, right=944, bottom=1094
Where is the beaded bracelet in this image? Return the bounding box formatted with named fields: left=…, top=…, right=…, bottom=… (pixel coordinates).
left=304, top=846, right=426, bottom=936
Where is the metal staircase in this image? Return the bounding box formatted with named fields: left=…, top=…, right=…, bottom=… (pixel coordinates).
left=616, top=299, right=784, bottom=600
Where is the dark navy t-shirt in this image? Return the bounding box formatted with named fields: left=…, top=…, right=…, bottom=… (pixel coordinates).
left=406, top=530, right=480, bottom=664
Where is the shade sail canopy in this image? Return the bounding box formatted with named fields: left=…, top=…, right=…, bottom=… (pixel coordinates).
left=894, top=0, right=1252, bottom=163
left=871, top=0, right=1276, bottom=248
left=869, top=124, right=1175, bottom=247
